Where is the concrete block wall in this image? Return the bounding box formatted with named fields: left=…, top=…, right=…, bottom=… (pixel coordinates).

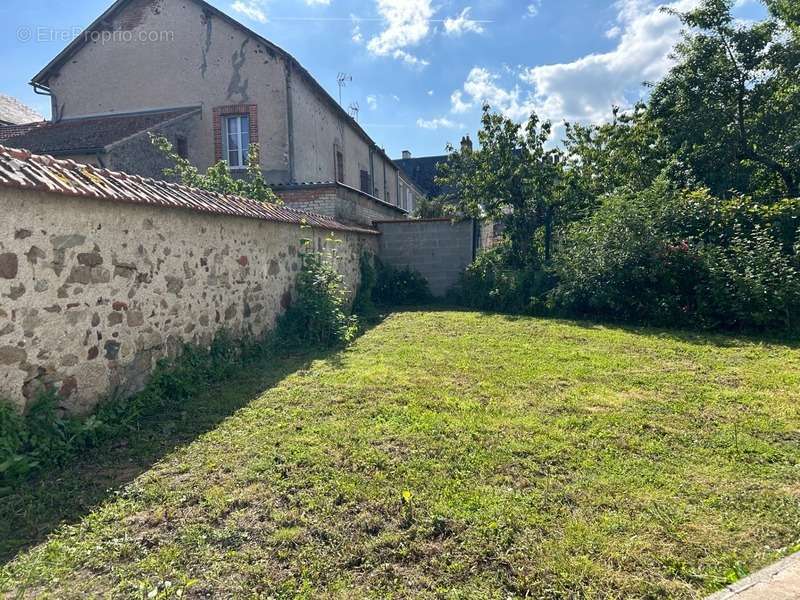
left=0, top=188, right=377, bottom=416
left=376, top=219, right=475, bottom=297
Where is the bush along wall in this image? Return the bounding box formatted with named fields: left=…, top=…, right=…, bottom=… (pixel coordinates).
left=373, top=258, right=433, bottom=307
left=0, top=331, right=263, bottom=488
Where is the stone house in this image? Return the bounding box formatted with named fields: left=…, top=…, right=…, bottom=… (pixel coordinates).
left=4, top=0, right=423, bottom=225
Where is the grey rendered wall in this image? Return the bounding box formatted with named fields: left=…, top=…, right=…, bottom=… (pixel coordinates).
left=47, top=0, right=291, bottom=180
left=288, top=65, right=399, bottom=200
left=377, top=219, right=475, bottom=297
left=46, top=0, right=402, bottom=192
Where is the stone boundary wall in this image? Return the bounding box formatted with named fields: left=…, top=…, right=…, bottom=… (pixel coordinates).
left=376, top=219, right=475, bottom=297
left=276, top=182, right=407, bottom=226
left=0, top=188, right=377, bottom=415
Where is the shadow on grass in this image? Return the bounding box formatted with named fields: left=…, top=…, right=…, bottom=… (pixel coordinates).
left=0, top=315, right=388, bottom=566
left=389, top=304, right=800, bottom=349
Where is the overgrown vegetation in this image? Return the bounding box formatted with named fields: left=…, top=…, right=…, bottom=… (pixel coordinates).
left=276, top=237, right=360, bottom=348
left=352, top=251, right=378, bottom=317
left=3, top=311, right=799, bottom=597
left=0, top=332, right=265, bottom=488
left=438, top=0, right=800, bottom=332
left=372, top=258, right=432, bottom=306
left=150, top=135, right=280, bottom=204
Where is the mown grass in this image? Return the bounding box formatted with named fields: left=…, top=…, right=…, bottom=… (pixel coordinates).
left=2, top=310, right=800, bottom=598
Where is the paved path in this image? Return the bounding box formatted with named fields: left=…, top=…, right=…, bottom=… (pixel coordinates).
left=707, top=552, right=800, bottom=599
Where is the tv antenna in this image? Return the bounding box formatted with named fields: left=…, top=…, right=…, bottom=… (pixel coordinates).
left=337, top=72, right=352, bottom=106
left=348, top=101, right=360, bottom=122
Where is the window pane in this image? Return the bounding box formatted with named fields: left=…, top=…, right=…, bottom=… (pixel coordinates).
left=228, top=134, right=240, bottom=166
left=241, top=128, right=250, bottom=164
left=227, top=117, right=239, bottom=136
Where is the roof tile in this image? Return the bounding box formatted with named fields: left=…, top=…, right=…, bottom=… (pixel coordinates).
left=3, top=107, right=200, bottom=155
left=0, top=146, right=378, bottom=235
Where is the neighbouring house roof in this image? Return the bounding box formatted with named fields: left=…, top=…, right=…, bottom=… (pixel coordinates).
left=0, top=94, right=43, bottom=125
left=30, top=0, right=399, bottom=171
left=3, top=107, right=200, bottom=157
left=272, top=180, right=408, bottom=215
left=0, top=123, right=43, bottom=143
left=395, top=155, right=449, bottom=198
left=0, top=145, right=379, bottom=235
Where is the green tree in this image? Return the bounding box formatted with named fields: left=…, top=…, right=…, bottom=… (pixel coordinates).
left=150, top=134, right=280, bottom=204
left=649, top=0, right=800, bottom=199
left=563, top=103, right=681, bottom=203
left=435, top=106, right=566, bottom=266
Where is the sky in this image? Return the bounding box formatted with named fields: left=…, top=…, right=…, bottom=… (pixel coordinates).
left=0, top=0, right=767, bottom=159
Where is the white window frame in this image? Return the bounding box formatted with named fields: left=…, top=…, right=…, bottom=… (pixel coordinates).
left=223, top=115, right=250, bottom=169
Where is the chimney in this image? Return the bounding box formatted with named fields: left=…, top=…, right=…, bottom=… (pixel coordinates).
left=460, top=135, right=473, bottom=153
left=402, top=150, right=412, bottom=160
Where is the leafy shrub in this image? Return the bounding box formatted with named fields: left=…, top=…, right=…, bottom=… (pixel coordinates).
left=276, top=243, right=359, bottom=347
left=549, top=182, right=697, bottom=323
left=454, top=241, right=553, bottom=314
left=373, top=259, right=432, bottom=306
left=697, top=226, right=800, bottom=330
left=550, top=181, right=800, bottom=331
left=352, top=252, right=377, bottom=317
left=151, top=135, right=280, bottom=205
left=0, top=331, right=271, bottom=486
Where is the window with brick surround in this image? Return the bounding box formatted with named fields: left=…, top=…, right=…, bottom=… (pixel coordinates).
left=213, top=105, right=258, bottom=169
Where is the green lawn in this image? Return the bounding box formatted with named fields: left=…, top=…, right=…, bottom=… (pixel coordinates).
left=2, top=311, right=800, bottom=598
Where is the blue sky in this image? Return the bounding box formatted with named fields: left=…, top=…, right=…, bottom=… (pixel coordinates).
left=1, top=0, right=766, bottom=158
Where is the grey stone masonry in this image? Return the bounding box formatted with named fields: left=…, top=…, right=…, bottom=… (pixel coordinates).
left=376, top=218, right=475, bottom=297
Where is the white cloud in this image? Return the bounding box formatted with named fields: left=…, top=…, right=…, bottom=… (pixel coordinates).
left=521, top=0, right=698, bottom=124
left=427, top=89, right=434, bottom=96
left=392, top=49, right=430, bottom=67
left=366, top=95, right=378, bottom=110
left=231, top=0, right=267, bottom=23
left=443, top=7, right=484, bottom=36
left=525, top=1, right=542, bottom=18
left=417, top=116, right=463, bottom=129
left=232, top=0, right=329, bottom=23
left=367, top=0, right=434, bottom=66
left=450, top=90, right=472, bottom=113
left=456, top=67, right=531, bottom=120
left=451, top=0, right=697, bottom=129
left=352, top=23, right=364, bottom=44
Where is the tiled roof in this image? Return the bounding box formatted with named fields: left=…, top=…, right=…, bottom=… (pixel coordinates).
left=0, top=122, right=44, bottom=142
left=0, top=94, right=43, bottom=125
left=3, top=107, right=200, bottom=156
left=395, top=155, right=449, bottom=197
left=0, top=146, right=378, bottom=235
